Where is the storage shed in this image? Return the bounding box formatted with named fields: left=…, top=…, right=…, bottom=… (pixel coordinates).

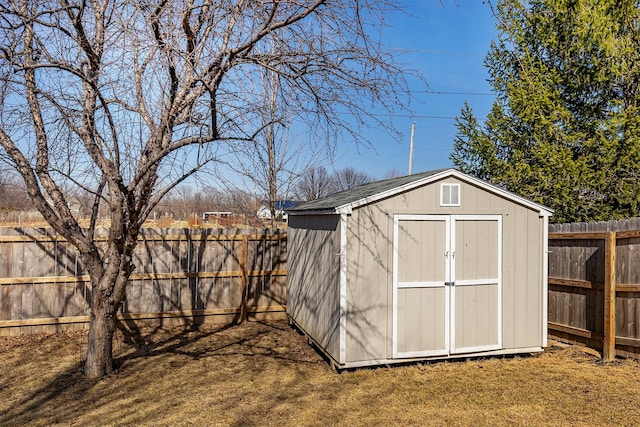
left=286, top=168, right=553, bottom=369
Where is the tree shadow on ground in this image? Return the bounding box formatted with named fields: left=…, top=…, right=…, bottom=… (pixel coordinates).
left=0, top=320, right=321, bottom=426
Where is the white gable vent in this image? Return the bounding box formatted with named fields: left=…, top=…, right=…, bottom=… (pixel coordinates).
left=440, top=183, right=460, bottom=207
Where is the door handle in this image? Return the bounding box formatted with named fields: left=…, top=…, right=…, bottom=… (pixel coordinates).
left=444, top=282, right=455, bottom=287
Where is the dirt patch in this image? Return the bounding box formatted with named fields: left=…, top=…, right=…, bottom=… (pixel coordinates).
left=1, top=321, right=639, bottom=426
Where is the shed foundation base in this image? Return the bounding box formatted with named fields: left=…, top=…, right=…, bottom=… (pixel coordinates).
left=288, top=314, right=543, bottom=370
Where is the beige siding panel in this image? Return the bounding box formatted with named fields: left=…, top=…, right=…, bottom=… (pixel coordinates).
left=454, top=284, right=498, bottom=349
left=287, top=215, right=341, bottom=360
left=463, top=181, right=478, bottom=210
left=512, top=204, right=529, bottom=348
left=398, top=220, right=446, bottom=283
left=527, top=209, right=543, bottom=345
left=346, top=204, right=391, bottom=362
left=374, top=177, right=520, bottom=216
left=455, top=220, right=498, bottom=281
left=513, top=209, right=537, bottom=347
left=501, top=203, right=517, bottom=349
left=397, top=287, right=446, bottom=353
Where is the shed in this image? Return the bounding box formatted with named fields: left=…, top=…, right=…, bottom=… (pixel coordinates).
left=286, top=168, right=553, bottom=369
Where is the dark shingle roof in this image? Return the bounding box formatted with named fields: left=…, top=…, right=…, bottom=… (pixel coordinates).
left=290, top=168, right=451, bottom=212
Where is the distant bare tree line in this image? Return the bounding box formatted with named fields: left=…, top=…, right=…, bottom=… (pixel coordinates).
left=0, top=167, right=34, bottom=218
left=295, top=166, right=402, bottom=201
left=0, top=164, right=386, bottom=223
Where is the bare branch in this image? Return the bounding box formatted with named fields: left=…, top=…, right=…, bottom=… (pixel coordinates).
left=0, top=0, right=420, bottom=378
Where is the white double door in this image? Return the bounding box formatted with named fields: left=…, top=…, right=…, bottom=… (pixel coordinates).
left=392, top=214, right=502, bottom=358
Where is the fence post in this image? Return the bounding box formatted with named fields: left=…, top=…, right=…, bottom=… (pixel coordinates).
left=603, top=231, right=616, bottom=361
left=239, top=235, right=249, bottom=323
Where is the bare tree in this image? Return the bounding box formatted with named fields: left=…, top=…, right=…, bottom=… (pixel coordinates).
left=384, top=168, right=402, bottom=179
left=227, top=50, right=317, bottom=228
left=153, top=184, right=249, bottom=220
left=0, top=165, right=33, bottom=213
left=296, top=166, right=374, bottom=200
left=333, top=167, right=374, bottom=192
left=296, top=166, right=337, bottom=201
left=0, top=0, right=416, bottom=378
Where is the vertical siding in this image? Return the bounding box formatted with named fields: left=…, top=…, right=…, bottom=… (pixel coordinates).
left=501, top=202, right=516, bottom=348
left=287, top=215, right=341, bottom=360
left=454, top=284, right=498, bottom=349
left=397, top=287, right=446, bottom=353
left=343, top=177, right=545, bottom=363
left=453, top=219, right=500, bottom=350
left=455, top=220, right=498, bottom=281
left=501, top=204, right=543, bottom=349
left=399, top=220, right=446, bottom=283
left=527, top=209, right=543, bottom=345
left=345, top=205, right=392, bottom=362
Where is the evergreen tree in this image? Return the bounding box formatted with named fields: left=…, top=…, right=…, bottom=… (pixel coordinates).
left=451, top=0, right=640, bottom=223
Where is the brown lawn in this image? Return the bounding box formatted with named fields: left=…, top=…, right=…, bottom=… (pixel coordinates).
left=1, top=320, right=639, bottom=426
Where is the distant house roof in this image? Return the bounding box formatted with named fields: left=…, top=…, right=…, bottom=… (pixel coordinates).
left=272, top=200, right=301, bottom=211
left=288, top=168, right=553, bottom=216
left=258, top=200, right=301, bottom=215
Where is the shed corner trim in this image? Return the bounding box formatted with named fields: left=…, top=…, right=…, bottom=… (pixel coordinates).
left=339, top=213, right=348, bottom=364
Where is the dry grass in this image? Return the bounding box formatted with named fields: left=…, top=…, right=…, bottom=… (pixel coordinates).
left=1, top=321, right=639, bottom=427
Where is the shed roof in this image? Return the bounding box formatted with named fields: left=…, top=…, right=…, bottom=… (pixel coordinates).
left=289, top=168, right=553, bottom=216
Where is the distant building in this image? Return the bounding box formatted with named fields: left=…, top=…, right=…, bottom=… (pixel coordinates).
left=202, top=211, right=232, bottom=223
left=257, top=200, right=300, bottom=222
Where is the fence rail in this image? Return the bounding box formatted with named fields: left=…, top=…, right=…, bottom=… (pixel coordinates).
left=548, top=218, right=640, bottom=360
left=6, top=219, right=640, bottom=362
left=0, top=227, right=287, bottom=336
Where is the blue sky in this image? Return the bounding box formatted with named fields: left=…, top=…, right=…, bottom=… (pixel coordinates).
left=331, top=1, right=498, bottom=178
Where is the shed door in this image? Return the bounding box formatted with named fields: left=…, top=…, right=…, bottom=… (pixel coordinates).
left=450, top=216, right=502, bottom=354
left=393, top=215, right=502, bottom=358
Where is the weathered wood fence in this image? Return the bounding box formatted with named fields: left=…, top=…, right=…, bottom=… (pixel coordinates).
left=6, top=219, right=640, bottom=361
left=0, top=228, right=287, bottom=336
left=549, top=219, right=640, bottom=360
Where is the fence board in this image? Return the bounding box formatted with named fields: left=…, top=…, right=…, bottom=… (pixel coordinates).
left=0, top=228, right=287, bottom=334
left=549, top=218, right=640, bottom=359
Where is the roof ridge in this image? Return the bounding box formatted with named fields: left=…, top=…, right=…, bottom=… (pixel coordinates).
left=290, top=168, right=454, bottom=212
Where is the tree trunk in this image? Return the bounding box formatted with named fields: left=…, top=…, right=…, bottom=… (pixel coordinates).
left=83, top=272, right=121, bottom=378
left=84, top=302, right=117, bottom=378
left=269, top=201, right=277, bottom=229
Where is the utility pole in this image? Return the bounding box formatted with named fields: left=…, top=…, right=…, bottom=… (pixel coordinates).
left=408, top=122, right=416, bottom=175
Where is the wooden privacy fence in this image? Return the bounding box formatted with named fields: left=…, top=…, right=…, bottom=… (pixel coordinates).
left=0, top=228, right=287, bottom=336
left=548, top=219, right=640, bottom=360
